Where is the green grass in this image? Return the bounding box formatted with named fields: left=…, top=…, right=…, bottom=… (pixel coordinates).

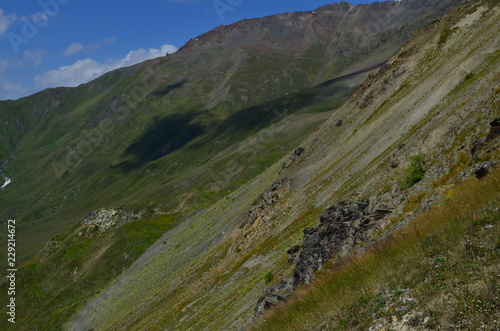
left=0, top=213, right=181, bottom=330
left=253, top=169, right=500, bottom=330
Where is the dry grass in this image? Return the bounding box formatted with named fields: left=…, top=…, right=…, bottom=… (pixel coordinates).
left=252, top=168, right=500, bottom=330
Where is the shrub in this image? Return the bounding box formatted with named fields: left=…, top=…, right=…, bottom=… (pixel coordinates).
left=404, top=154, right=425, bottom=188
left=264, top=271, right=274, bottom=284
left=464, top=72, right=474, bottom=81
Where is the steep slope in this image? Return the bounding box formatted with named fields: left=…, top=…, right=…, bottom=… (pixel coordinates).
left=0, top=0, right=476, bottom=330
left=62, top=0, right=499, bottom=330
left=254, top=168, right=500, bottom=330
left=0, top=0, right=464, bottom=263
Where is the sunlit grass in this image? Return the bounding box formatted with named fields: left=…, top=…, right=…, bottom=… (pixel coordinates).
left=253, top=169, right=500, bottom=330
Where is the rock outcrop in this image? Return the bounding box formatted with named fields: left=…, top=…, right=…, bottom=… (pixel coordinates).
left=254, top=201, right=391, bottom=317
left=291, top=202, right=390, bottom=287
left=243, top=177, right=291, bottom=229
left=281, top=147, right=305, bottom=171
left=253, top=277, right=295, bottom=317
left=82, top=205, right=137, bottom=232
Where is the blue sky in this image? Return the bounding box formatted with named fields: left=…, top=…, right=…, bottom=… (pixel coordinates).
left=0, top=0, right=375, bottom=100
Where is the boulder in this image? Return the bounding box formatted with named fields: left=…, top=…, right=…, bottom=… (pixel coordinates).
left=253, top=277, right=294, bottom=318
left=475, top=162, right=491, bottom=179
left=82, top=205, right=136, bottom=232
left=486, top=117, right=500, bottom=142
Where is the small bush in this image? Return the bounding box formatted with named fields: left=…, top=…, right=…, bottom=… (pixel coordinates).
left=404, top=155, right=425, bottom=188
left=264, top=271, right=274, bottom=284
left=464, top=72, right=474, bottom=81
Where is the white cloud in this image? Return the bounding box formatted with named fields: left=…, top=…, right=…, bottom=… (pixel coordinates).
left=23, top=49, right=45, bottom=67
left=63, top=42, right=84, bottom=57
left=0, top=9, right=14, bottom=35
left=34, top=58, right=107, bottom=88
left=0, top=50, right=48, bottom=100
left=103, top=35, right=116, bottom=44
left=34, top=44, right=178, bottom=89
left=0, top=81, right=27, bottom=100
left=117, top=44, right=178, bottom=67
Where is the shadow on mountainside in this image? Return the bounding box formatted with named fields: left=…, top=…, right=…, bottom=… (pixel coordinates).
left=114, top=112, right=205, bottom=171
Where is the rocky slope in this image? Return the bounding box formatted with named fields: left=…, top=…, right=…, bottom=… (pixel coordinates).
left=62, top=1, right=499, bottom=330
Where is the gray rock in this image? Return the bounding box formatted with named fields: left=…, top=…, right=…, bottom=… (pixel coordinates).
left=254, top=201, right=392, bottom=317
left=486, top=116, right=500, bottom=142
left=282, top=147, right=305, bottom=170
left=82, top=205, right=136, bottom=232
left=253, top=277, right=294, bottom=318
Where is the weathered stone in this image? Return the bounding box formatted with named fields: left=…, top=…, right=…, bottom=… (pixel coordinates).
left=302, top=230, right=319, bottom=248
left=486, top=117, right=500, bottom=142
left=286, top=245, right=300, bottom=255
left=82, top=205, right=136, bottom=232
left=254, top=277, right=294, bottom=318
left=243, top=178, right=291, bottom=228
left=253, top=201, right=391, bottom=316
left=254, top=200, right=392, bottom=316
left=475, top=162, right=491, bottom=179
left=287, top=245, right=301, bottom=263
left=282, top=147, right=305, bottom=170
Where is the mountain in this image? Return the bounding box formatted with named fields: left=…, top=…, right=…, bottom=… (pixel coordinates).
left=2, top=0, right=498, bottom=330
left=0, top=0, right=464, bottom=260
left=63, top=1, right=498, bottom=330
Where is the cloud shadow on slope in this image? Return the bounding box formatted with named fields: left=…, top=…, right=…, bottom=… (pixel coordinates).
left=113, top=112, right=205, bottom=171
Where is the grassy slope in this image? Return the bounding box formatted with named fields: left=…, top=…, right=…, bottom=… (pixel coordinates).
left=253, top=168, right=500, bottom=331
left=11, top=213, right=181, bottom=329
left=253, top=2, right=500, bottom=329
left=61, top=1, right=499, bottom=330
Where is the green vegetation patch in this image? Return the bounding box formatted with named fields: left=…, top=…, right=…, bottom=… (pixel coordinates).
left=264, top=271, right=274, bottom=284
left=404, top=154, right=426, bottom=188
